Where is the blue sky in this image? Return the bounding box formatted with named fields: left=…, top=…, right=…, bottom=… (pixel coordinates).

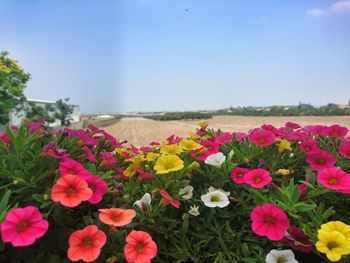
left=0, top=0, right=349, bottom=113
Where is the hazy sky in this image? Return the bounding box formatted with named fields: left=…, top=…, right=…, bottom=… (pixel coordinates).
left=1, top=0, right=350, bottom=113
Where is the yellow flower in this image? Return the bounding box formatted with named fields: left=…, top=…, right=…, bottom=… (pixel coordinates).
left=179, top=140, right=202, bottom=151
left=316, top=230, right=350, bottom=262
left=276, top=139, right=292, bottom=153
left=146, top=152, right=161, bottom=162
left=198, top=121, right=208, bottom=128
left=187, top=131, right=200, bottom=140
left=275, top=169, right=290, bottom=176
left=124, top=162, right=139, bottom=177
left=154, top=155, right=184, bottom=174
left=321, top=221, right=350, bottom=241
left=127, top=155, right=146, bottom=163
left=188, top=161, right=200, bottom=171
left=159, top=144, right=183, bottom=155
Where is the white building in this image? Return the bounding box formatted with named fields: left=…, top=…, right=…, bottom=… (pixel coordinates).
left=9, top=99, right=80, bottom=127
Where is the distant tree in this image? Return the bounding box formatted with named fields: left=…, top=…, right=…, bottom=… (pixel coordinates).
left=54, top=98, right=73, bottom=126
left=25, top=101, right=56, bottom=124
left=0, top=51, right=30, bottom=124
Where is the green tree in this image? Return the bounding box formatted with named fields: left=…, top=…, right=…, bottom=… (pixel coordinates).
left=54, top=98, right=73, bottom=126
left=0, top=51, right=30, bottom=124
left=24, top=101, right=56, bottom=124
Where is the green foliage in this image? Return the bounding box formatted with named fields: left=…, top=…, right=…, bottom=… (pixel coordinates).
left=0, top=51, right=30, bottom=124
left=144, top=112, right=213, bottom=121
left=54, top=98, right=74, bottom=127
left=25, top=101, right=56, bottom=123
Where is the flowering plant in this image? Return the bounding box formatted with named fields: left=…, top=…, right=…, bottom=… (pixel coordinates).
left=0, top=120, right=350, bottom=262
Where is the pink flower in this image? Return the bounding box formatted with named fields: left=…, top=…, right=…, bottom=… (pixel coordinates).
left=24, top=118, right=45, bottom=134
left=250, top=203, right=290, bottom=241
left=43, top=142, right=69, bottom=159
left=166, top=135, right=182, bottom=144
left=298, top=177, right=310, bottom=197
left=285, top=122, right=301, bottom=129
left=233, top=132, right=247, bottom=141
left=159, top=189, right=180, bottom=208
left=306, top=149, right=336, bottom=171
left=247, top=128, right=275, bottom=147
left=230, top=167, right=250, bottom=184
left=317, top=168, right=350, bottom=191
left=261, top=124, right=281, bottom=135
left=321, top=125, right=348, bottom=139
left=0, top=206, right=49, bottom=247
left=134, top=167, right=155, bottom=180
left=59, top=158, right=91, bottom=177
left=285, top=227, right=313, bottom=253
left=339, top=139, right=350, bottom=159
left=299, top=140, right=319, bottom=154
left=140, top=146, right=152, bottom=153
left=303, top=125, right=326, bottom=136
left=215, top=132, right=233, bottom=145
left=87, top=124, right=104, bottom=135
left=0, top=132, right=11, bottom=144
left=83, top=146, right=97, bottom=163
left=83, top=174, right=108, bottom=204
left=102, top=131, right=123, bottom=148
left=191, top=139, right=220, bottom=161
left=100, top=152, right=117, bottom=168
left=244, top=168, right=272, bottom=188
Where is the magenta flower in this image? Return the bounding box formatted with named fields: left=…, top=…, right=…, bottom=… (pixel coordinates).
left=233, top=132, right=247, bottom=141
left=285, top=227, right=313, bottom=253
left=43, top=142, right=69, bottom=159
left=303, top=125, right=326, bottom=136
left=244, top=168, right=272, bottom=188
left=59, top=158, right=91, bottom=177
left=134, top=167, right=155, bottom=180
left=24, top=118, right=45, bottom=134
left=250, top=203, right=290, bottom=241
left=0, top=206, right=49, bottom=247
left=87, top=124, right=105, bottom=135
left=306, top=149, right=336, bottom=171
left=247, top=128, right=275, bottom=147
left=100, top=152, right=117, bottom=168
left=191, top=139, right=220, bottom=161
left=0, top=132, right=11, bottom=144
left=317, top=168, right=350, bottom=191
left=299, top=140, right=319, bottom=153
left=261, top=124, right=281, bottom=135
left=83, top=174, right=108, bottom=204
left=321, top=124, right=348, bottom=139
left=285, top=122, right=301, bottom=129
left=166, top=135, right=182, bottom=144
left=230, top=167, right=250, bottom=184
left=339, top=139, right=350, bottom=160
left=215, top=132, right=233, bottom=145
left=83, top=146, right=97, bottom=163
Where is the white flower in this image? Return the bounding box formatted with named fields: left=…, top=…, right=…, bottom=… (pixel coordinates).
left=208, top=186, right=230, bottom=196
left=133, top=193, right=151, bottom=209
left=265, top=249, right=299, bottom=263
left=179, top=185, right=193, bottom=200
left=204, top=152, right=226, bottom=167
left=188, top=205, right=200, bottom=216
left=201, top=189, right=230, bottom=208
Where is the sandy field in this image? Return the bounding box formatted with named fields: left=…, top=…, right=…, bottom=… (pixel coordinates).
left=104, top=116, right=350, bottom=146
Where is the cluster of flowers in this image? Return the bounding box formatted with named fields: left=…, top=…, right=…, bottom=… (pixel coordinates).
left=1, top=120, right=350, bottom=262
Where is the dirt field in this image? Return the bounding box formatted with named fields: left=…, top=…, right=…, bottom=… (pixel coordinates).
left=104, top=116, right=350, bottom=146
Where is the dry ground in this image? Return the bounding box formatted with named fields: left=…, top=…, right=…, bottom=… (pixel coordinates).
left=104, top=116, right=350, bottom=146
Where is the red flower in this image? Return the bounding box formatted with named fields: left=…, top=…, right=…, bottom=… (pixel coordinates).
left=339, top=139, right=350, bottom=160
left=124, top=230, right=158, bottom=263
left=250, top=204, right=290, bottom=241
left=51, top=174, right=93, bottom=207
left=247, top=128, right=275, bottom=147
left=230, top=167, right=250, bottom=184
left=191, top=140, right=220, bottom=161
left=317, top=168, right=350, bottom=191
left=303, top=125, right=326, bottom=136
left=306, top=149, right=336, bottom=171
left=59, top=158, right=90, bottom=177
left=321, top=124, right=348, bottom=139
left=243, top=168, right=272, bottom=188
left=299, top=140, right=318, bottom=153
left=159, top=189, right=180, bottom=208
left=99, top=208, right=136, bottom=226
left=215, top=132, right=233, bottom=145
left=285, top=227, right=313, bottom=253
left=68, top=225, right=106, bottom=262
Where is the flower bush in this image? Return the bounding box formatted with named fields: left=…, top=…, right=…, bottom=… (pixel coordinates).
left=0, top=120, right=350, bottom=262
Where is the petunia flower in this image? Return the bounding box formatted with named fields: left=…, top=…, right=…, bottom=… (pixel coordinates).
left=179, top=139, right=202, bottom=151
left=83, top=174, right=108, bottom=204
left=83, top=146, right=97, bottom=163
left=285, top=227, right=313, bottom=253
left=133, top=193, right=152, bottom=210
left=159, top=144, right=183, bottom=155
left=189, top=205, right=200, bottom=216
left=250, top=203, right=290, bottom=241
left=100, top=152, right=117, bottom=168
left=265, top=249, right=299, bottom=263
left=214, top=132, right=233, bottom=145
left=191, top=139, right=220, bottom=161
left=230, top=167, right=250, bottom=184
left=244, top=168, right=272, bottom=188
left=299, top=139, right=319, bottom=153
left=321, top=124, right=348, bottom=139
left=275, top=169, right=290, bottom=176
left=98, top=208, right=136, bottom=227
left=124, top=230, right=158, bottom=263
left=178, top=185, right=194, bottom=200
left=317, top=168, right=350, bottom=191
left=67, top=225, right=106, bottom=262
left=159, top=189, right=181, bottom=208
left=204, top=152, right=226, bottom=168
left=201, top=188, right=230, bottom=208
left=154, top=155, right=184, bottom=174
left=247, top=128, right=275, bottom=147
left=0, top=206, right=49, bottom=247
left=306, top=149, right=336, bottom=171
left=316, top=230, right=350, bottom=262
left=43, top=142, right=69, bottom=159
left=59, top=158, right=91, bottom=177
left=339, top=139, right=350, bottom=160
left=51, top=174, right=93, bottom=207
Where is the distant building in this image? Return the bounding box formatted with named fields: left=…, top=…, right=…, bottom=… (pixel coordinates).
left=9, top=99, right=80, bottom=127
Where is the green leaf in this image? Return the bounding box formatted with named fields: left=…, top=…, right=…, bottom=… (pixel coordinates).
left=0, top=190, right=11, bottom=213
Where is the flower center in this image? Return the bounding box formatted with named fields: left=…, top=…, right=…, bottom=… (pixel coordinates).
left=328, top=178, right=338, bottom=185
left=253, top=177, right=262, bottom=183
left=135, top=242, right=143, bottom=252
left=330, top=132, right=338, bottom=138
left=210, top=195, right=220, bottom=202
left=316, top=158, right=325, bottom=164
left=327, top=242, right=338, bottom=250
left=68, top=169, right=76, bottom=174
left=264, top=216, right=275, bottom=224
left=88, top=183, right=96, bottom=191
left=258, top=138, right=265, bottom=144
left=16, top=221, right=28, bottom=231
left=111, top=213, right=120, bottom=221
left=66, top=187, right=75, bottom=196
left=82, top=238, right=93, bottom=246
left=277, top=257, right=286, bottom=263
left=237, top=173, right=244, bottom=178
